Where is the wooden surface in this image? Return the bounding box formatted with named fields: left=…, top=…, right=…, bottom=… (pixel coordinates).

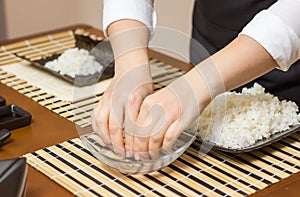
left=0, top=24, right=299, bottom=197
left=0, top=82, right=76, bottom=197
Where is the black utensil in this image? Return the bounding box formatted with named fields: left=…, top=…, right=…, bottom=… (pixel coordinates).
left=0, top=129, right=11, bottom=145
left=0, top=96, right=5, bottom=106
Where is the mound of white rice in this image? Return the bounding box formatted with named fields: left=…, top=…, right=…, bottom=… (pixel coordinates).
left=198, top=83, right=300, bottom=149
left=45, top=48, right=103, bottom=78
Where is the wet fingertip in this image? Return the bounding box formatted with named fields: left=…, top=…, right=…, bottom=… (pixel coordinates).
left=161, top=145, right=173, bottom=155
left=149, top=151, right=160, bottom=160
left=96, top=131, right=112, bottom=146
left=116, top=150, right=126, bottom=160
left=133, top=152, right=150, bottom=161
left=113, top=146, right=125, bottom=159
left=126, top=151, right=133, bottom=158
left=141, top=152, right=150, bottom=161
left=134, top=153, right=141, bottom=161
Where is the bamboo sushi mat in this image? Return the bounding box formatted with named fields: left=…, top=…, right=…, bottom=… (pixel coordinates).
left=1, top=29, right=300, bottom=196
left=0, top=29, right=180, bottom=128
left=23, top=135, right=300, bottom=196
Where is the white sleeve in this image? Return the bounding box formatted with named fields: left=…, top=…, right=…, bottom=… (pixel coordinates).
left=240, top=0, right=300, bottom=71
left=103, top=0, right=156, bottom=37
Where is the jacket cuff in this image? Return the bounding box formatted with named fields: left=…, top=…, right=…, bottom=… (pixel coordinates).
left=240, top=1, right=300, bottom=71
left=103, top=0, right=156, bottom=37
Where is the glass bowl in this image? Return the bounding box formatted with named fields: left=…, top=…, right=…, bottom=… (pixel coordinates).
left=79, top=126, right=197, bottom=175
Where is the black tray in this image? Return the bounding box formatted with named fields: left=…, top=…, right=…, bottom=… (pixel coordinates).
left=14, top=31, right=115, bottom=87
left=0, top=104, right=32, bottom=131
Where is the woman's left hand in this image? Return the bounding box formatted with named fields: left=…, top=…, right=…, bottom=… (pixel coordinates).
left=125, top=72, right=210, bottom=160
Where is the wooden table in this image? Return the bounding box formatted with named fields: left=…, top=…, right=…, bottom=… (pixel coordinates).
left=0, top=25, right=299, bottom=197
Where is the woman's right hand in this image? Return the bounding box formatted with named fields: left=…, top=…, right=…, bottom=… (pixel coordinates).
left=92, top=19, right=153, bottom=158
left=92, top=62, right=153, bottom=158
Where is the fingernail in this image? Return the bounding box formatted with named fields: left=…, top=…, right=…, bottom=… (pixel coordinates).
left=141, top=153, right=150, bottom=161
left=113, top=146, right=125, bottom=159
left=126, top=151, right=133, bottom=158
left=134, top=153, right=141, bottom=160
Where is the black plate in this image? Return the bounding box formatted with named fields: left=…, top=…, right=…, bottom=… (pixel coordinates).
left=14, top=32, right=115, bottom=87
left=0, top=104, right=32, bottom=131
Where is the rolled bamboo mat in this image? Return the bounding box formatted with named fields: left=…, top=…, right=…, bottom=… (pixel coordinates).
left=1, top=28, right=300, bottom=196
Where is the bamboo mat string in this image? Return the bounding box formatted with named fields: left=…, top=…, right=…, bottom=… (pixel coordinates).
left=24, top=40, right=49, bottom=56
left=48, top=34, right=71, bottom=48
left=0, top=45, right=22, bottom=65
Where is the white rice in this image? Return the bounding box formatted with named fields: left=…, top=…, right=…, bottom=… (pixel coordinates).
left=45, top=48, right=103, bottom=78
left=198, top=83, right=300, bottom=149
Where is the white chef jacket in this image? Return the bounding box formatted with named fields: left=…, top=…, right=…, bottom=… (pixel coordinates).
left=103, top=0, right=300, bottom=71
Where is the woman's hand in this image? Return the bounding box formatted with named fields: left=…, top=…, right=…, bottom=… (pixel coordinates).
left=92, top=19, right=153, bottom=158
left=125, top=57, right=228, bottom=160
left=93, top=63, right=153, bottom=158
left=126, top=34, right=277, bottom=160
left=126, top=70, right=212, bottom=160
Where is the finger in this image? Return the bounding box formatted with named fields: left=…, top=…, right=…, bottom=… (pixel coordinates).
left=134, top=109, right=153, bottom=161
left=125, top=134, right=134, bottom=158
left=131, top=98, right=152, bottom=160
left=92, top=98, right=111, bottom=146
left=148, top=133, right=163, bottom=159
left=135, top=95, right=153, bottom=129
left=108, top=107, right=125, bottom=158
left=134, top=96, right=166, bottom=159
left=148, top=116, right=172, bottom=159
left=133, top=109, right=165, bottom=160
left=135, top=99, right=163, bottom=137
left=134, top=109, right=157, bottom=160
left=162, top=121, right=181, bottom=152
left=133, top=136, right=150, bottom=160
left=124, top=90, right=145, bottom=158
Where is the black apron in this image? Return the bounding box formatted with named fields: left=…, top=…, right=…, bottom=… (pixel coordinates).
left=190, top=0, right=300, bottom=106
